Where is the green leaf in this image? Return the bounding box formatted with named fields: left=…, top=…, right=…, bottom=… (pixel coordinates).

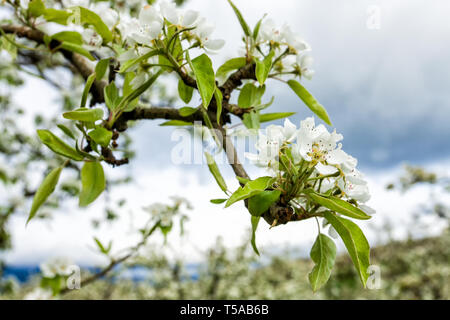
left=77, top=7, right=113, bottom=42
left=60, top=42, right=94, bottom=60
left=119, top=49, right=162, bottom=73
left=28, top=0, right=46, bottom=17
left=251, top=216, right=261, bottom=255
left=210, top=198, right=227, bottom=204
left=225, top=176, right=274, bottom=208
left=88, top=127, right=112, bottom=148
left=95, top=58, right=110, bottom=80
left=63, top=108, right=104, bottom=122
left=37, top=130, right=84, bottom=161
left=164, top=24, right=183, bottom=62
left=216, top=57, right=247, bottom=80
left=255, top=50, right=275, bottom=85
left=191, top=54, right=216, bottom=109
left=308, top=233, right=337, bottom=292
left=121, top=73, right=139, bottom=112
left=242, top=111, right=260, bottom=130
left=227, top=0, right=251, bottom=37
left=0, top=169, right=7, bottom=184
left=205, top=152, right=228, bottom=193
left=104, top=81, right=120, bottom=111
left=27, top=166, right=63, bottom=225
left=79, top=161, right=106, bottom=207
left=260, top=112, right=296, bottom=123
left=323, top=212, right=370, bottom=287
left=57, top=124, right=76, bottom=140
left=236, top=176, right=250, bottom=185
left=179, top=107, right=197, bottom=117
left=94, top=237, right=111, bottom=255
left=254, top=96, right=274, bottom=111
left=0, top=34, right=18, bottom=59
left=118, top=69, right=163, bottom=111
left=253, top=14, right=267, bottom=40
left=248, top=190, right=281, bottom=216
left=214, top=87, right=223, bottom=125
left=309, top=193, right=371, bottom=220
left=80, top=73, right=96, bottom=108
left=43, top=9, right=72, bottom=25
left=238, top=83, right=265, bottom=108
left=287, top=80, right=331, bottom=125
left=178, top=79, right=194, bottom=104
left=51, top=31, right=82, bottom=45
left=160, top=120, right=193, bottom=126
left=122, top=73, right=133, bottom=97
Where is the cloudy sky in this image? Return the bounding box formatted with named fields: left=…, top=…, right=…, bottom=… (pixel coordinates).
left=2, top=0, right=450, bottom=266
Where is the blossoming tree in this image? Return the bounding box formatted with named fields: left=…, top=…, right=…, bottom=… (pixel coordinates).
left=0, top=0, right=375, bottom=294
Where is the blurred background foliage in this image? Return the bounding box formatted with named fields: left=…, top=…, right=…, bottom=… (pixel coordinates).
left=1, top=164, right=449, bottom=300
left=1, top=226, right=448, bottom=299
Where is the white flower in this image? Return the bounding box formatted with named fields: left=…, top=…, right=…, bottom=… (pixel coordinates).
left=24, top=288, right=53, bottom=300
left=245, top=119, right=297, bottom=169
left=82, top=28, right=102, bottom=49
left=62, top=0, right=89, bottom=8
left=137, top=5, right=164, bottom=41
left=338, top=169, right=371, bottom=202
left=296, top=54, right=315, bottom=80
left=118, top=49, right=138, bottom=65
left=145, top=203, right=167, bottom=215
left=117, top=16, right=136, bottom=41
left=90, top=3, right=119, bottom=29
left=160, top=0, right=199, bottom=27
left=257, top=19, right=315, bottom=77
left=144, top=203, right=173, bottom=227
left=282, top=25, right=311, bottom=53
left=245, top=134, right=280, bottom=169
left=295, top=117, right=344, bottom=174
left=120, top=6, right=163, bottom=44
left=259, top=19, right=284, bottom=43
left=159, top=0, right=179, bottom=25
left=265, top=118, right=297, bottom=145
left=180, top=10, right=200, bottom=27
left=318, top=178, right=335, bottom=193
left=40, top=257, right=74, bottom=278
left=193, top=18, right=225, bottom=52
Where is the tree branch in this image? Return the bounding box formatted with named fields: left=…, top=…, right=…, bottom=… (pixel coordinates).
left=215, top=125, right=249, bottom=180
left=0, top=24, right=106, bottom=103
left=220, top=62, right=256, bottom=100
left=113, top=106, right=204, bottom=132
left=60, top=222, right=161, bottom=295
left=2, top=24, right=292, bottom=227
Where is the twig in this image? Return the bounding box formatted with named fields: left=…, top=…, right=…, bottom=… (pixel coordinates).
left=60, top=222, right=161, bottom=295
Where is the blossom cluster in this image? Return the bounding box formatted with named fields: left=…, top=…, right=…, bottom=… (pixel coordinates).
left=118, top=0, right=224, bottom=51
left=255, top=19, right=314, bottom=79
left=246, top=117, right=375, bottom=235
left=24, top=288, right=54, bottom=300
left=143, top=196, right=191, bottom=228
left=25, top=0, right=223, bottom=57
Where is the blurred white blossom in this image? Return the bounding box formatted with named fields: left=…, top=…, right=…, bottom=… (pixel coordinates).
left=40, top=257, right=74, bottom=278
